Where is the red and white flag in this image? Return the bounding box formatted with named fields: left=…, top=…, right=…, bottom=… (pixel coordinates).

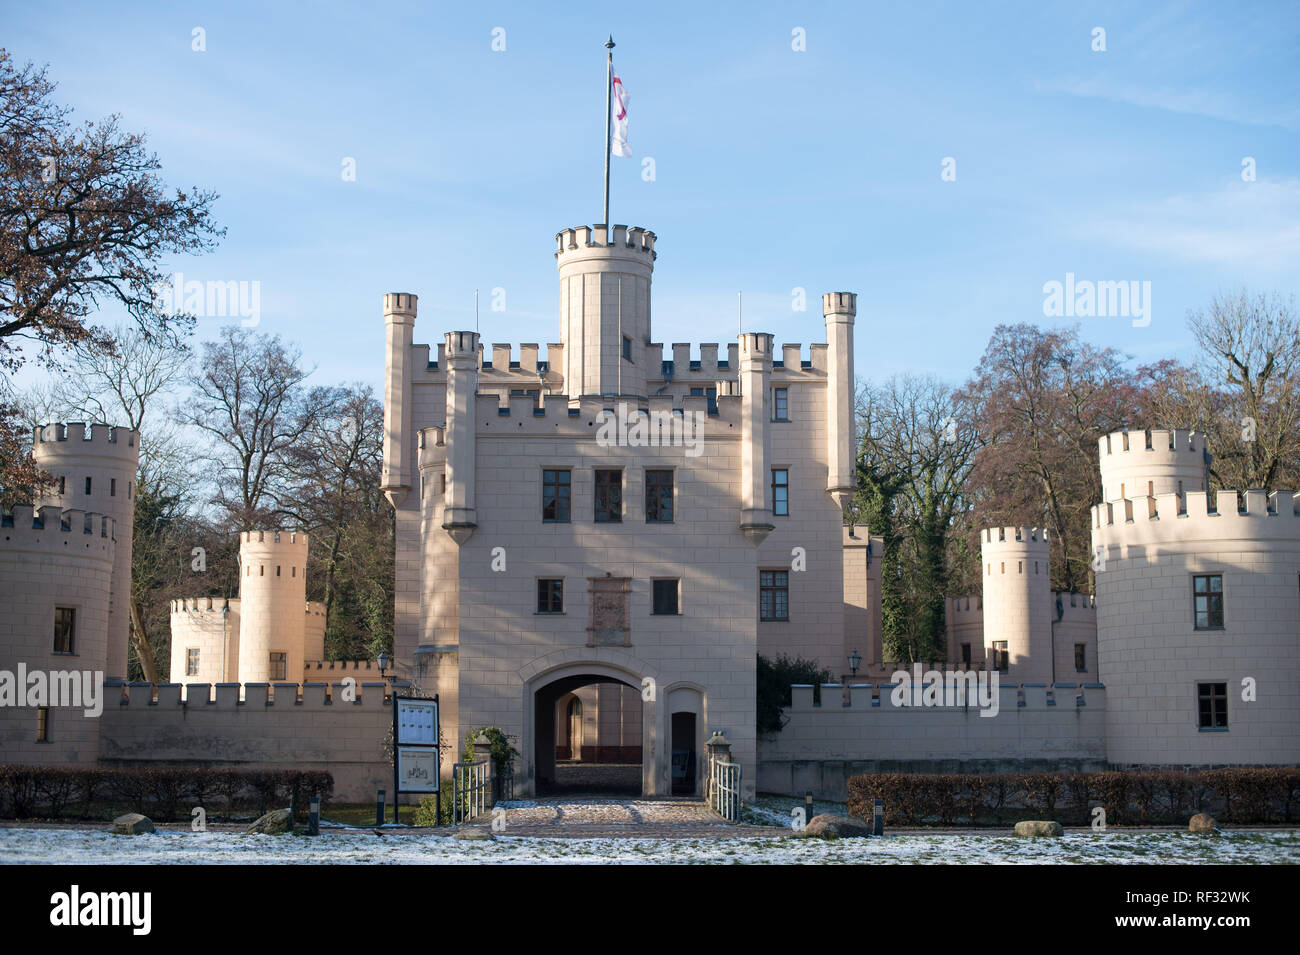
left=611, top=73, right=631, bottom=157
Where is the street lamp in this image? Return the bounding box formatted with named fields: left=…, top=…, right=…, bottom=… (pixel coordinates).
left=848, top=650, right=861, bottom=677
left=377, top=651, right=390, bottom=679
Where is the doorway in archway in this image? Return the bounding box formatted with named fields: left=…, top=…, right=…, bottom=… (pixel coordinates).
left=671, top=711, right=697, bottom=795
left=534, top=674, right=643, bottom=795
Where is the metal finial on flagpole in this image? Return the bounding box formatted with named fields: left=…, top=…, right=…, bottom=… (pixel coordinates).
left=603, top=36, right=615, bottom=243
left=475, top=289, right=479, bottom=333
left=738, top=291, right=743, bottom=337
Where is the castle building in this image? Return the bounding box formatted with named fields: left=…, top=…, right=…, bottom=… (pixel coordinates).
left=382, top=223, right=859, bottom=798
left=169, top=530, right=327, bottom=691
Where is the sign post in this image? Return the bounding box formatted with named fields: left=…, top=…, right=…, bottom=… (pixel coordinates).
left=393, top=694, right=440, bottom=825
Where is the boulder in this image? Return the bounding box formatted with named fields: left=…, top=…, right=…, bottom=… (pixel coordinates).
left=1014, top=820, right=1064, bottom=837
left=1188, top=813, right=1218, bottom=833
left=801, top=813, right=874, bottom=839
left=453, top=826, right=495, bottom=841
left=245, top=808, right=293, bottom=834
left=110, top=813, right=154, bottom=835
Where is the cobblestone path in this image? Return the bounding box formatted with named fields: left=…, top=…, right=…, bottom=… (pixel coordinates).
left=472, top=797, right=782, bottom=839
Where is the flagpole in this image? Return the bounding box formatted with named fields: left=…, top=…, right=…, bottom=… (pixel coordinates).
left=603, top=35, right=615, bottom=240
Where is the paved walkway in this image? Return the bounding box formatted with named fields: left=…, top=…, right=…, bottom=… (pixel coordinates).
left=472, top=797, right=782, bottom=839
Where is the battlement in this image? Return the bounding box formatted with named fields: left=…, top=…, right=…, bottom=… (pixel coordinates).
left=823, top=292, right=857, bottom=316
left=383, top=292, right=418, bottom=318
left=1098, top=427, right=1205, bottom=460
left=1092, top=488, right=1300, bottom=548
left=303, top=660, right=381, bottom=673
left=555, top=224, right=657, bottom=260
left=788, top=681, right=1105, bottom=712
left=33, top=422, right=138, bottom=458
left=1054, top=591, right=1096, bottom=616
left=0, top=505, right=116, bottom=557
left=171, top=596, right=240, bottom=614
left=109, top=680, right=396, bottom=709
left=981, top=526, right=1050, bottom=548
left=946, top=595, right=983, bottom=621
left=240, top=529, right=308, bottom=550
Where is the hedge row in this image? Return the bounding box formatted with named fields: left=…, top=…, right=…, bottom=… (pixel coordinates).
left=846, top=769, right=1300, bottom=827
left=0, top=766, right=334, bottom=822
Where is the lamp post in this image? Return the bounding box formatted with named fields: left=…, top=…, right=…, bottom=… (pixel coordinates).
left=848, top=650, right=861, bottom=678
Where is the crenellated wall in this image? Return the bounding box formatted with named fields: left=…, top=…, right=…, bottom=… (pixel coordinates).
left=758, top=682, right=1109, bottom=798
left=96, top=681, right=395, bottom=801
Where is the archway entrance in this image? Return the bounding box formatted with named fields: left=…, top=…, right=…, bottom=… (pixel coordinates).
left=534, top=674, right=643, bottom=796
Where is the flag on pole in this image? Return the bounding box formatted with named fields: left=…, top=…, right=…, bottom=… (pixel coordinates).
left=611, top=73, right=631, bottom=157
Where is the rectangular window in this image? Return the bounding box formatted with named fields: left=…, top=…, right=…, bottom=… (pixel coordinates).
left=1198, top=682, right=1228, bottom=729
left=269, top=652, right=287, bottom=681
left=622, top=337, right=632, bottom=361
left=37, top=707, right=49, bottom=742
left=594, top=469, right=623, bottom=523
left=991, top=641, right=1009, bottom=672
left=774, top=388, right=789, bottom=420
left=759, top=570, right=789, bottom=622
left=110, top=478, right=116, bottom=497
left=58, top=476, right=65, bottom=494
left=652, top=579, right=680, bottom=615
left=689, top=386, right=718, bottom=415
left=84, top=476, right=92, bottom=495
left=542, top=469, right=571, bottom=523
left=960, top=643, right=971, bottom=665
left=186, top=648, right=201, bottom=677
left=1075, top=643, right=1087, bottom=672
left=771, top=469, right=789, bottom=516
left=537, top=578, right=564, bottom=614
left=53, top=607, right=75, bottom=654
left=645, top=469, right=674, bottom=523
left=1193, top=574, right=1224, bottom=629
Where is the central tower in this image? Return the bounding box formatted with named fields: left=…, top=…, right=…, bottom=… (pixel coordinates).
left=555, top=224, right=657, bottom=398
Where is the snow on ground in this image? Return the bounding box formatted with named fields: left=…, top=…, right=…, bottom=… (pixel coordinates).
left=0, top=826, right=1296, bottom=865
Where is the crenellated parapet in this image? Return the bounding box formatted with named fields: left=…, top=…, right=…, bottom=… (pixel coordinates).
left=0, top=504, right=115, bottom=557
left=1093, top=488, right=1300, bottom=552
left=33, top=421, right=138, bottom=461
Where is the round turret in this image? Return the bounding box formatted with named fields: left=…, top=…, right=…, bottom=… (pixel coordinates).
left=33, top=423, right=138, bottom=679
left=980, top=527, right=1052, bottom=682
left=555, top=224, right=657, bottom=399
left=0, top=504, right=115, bottom=764
left=1097, top=427, right=1207, bottom=505
left=236, top=530, right=308, bottom=684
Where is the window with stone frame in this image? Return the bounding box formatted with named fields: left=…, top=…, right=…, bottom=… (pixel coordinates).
left=269, top=652, right=287, bottom=681
left=759, top=570, right=789, bottom=622
left=186, top=648, right=201, bottom=676
left=645, top=469, right=674, bottom=523
left=53, top=607, right=75, bottom=654
left=991, top=641, right=1009, bottom=672
left=1074, top=643, right=1087, bottom=672
left=652, top=579, right=680, bottom=615
left=1193, top=574, right=1224, bottom=629
left=537, top=578, right=564, bottom=614
left=773, top=387, right=789, bottom=421
left=960, top=643, right=972, bottom=665
left=1197, top=681, right=1228, bottom=730
left=594, top=469, right=623, bottom=523
left=542, top=469, right=571, bottom=522
left=771, top=468, right=789, bottom=516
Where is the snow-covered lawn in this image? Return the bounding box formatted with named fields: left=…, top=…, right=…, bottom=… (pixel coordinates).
left=1, top=825, right=1296, bottom=864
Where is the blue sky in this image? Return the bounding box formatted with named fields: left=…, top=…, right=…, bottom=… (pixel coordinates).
left=7, top=0, right=1299, bottom=392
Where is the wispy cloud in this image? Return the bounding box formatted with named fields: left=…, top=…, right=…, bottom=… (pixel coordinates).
left=1070, top=178, right=1300, bottom=271
left=1045, top=76, right=1300, bottom=130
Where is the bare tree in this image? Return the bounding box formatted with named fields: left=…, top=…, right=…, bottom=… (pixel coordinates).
left=184, top=326, right=335, bottom=529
